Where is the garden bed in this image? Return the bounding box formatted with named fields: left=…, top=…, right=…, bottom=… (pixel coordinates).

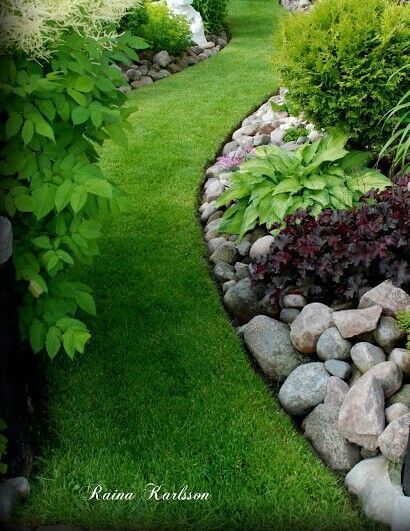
left=200, top=92, right=410, bottom=527
left=117, top=31, right=228, bottom=93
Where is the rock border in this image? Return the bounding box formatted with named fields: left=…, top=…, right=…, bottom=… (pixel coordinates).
left=200, top=92, right=410, bottom=527
left=115, top=31, right=228, bottom=93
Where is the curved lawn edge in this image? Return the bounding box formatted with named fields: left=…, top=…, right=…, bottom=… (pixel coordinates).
left=16, top=1, right=377, bottom=528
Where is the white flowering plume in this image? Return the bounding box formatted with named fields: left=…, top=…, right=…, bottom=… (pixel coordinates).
left=0, top=0, right=140, bottom=59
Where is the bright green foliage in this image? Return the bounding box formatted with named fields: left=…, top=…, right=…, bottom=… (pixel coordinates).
left=216, top=134, right=391, bottom=239
left=120, top=0, right=150, bottom=34
left=193, top=0, right=230, bottom=31
left=283, top=126, right=309, bottom=143
left=0, top=32, right=148, bottom=359
left=273, top=0, right=410, bottom=148
left=380, top=76, right=410, bottom=172
left=0, top=419, right=6, bottom=475
left=397, top=310, right=410, bottom=349
left=139, top=1, right=192, bottom=55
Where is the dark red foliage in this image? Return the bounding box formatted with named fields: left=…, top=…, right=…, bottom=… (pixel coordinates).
left=251, top=175, right=410, bottom=303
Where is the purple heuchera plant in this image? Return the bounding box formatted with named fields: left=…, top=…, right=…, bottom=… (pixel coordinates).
left=251, top=175, right=410, bottom=303
left=217, top=146, right=254, bottom=171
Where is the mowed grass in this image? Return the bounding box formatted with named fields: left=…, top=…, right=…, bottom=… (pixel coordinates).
left=17, top=0, right=380, bottom=528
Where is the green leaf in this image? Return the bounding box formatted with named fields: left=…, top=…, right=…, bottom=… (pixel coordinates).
left=349, top=172, right=391, bottom=193
left=105, top=123, right=128, bottom=147
left=271, top=177, right=300, bottom=195
left=67, top=88, right=87, bottom=106
left=78, top=219, right=101, bottom=239
left=73, top=75, right=95, bottom=93
left=56, top=317, right=87, bottom=331
left=32, top=236, right=52, bottom=250
left=83, top=179, right=112, bottom=198
left=70, top=186, right=88, bottom=212
left=5, top=112, right=23, bottom=138
left=21, top=119, right=34, bottom=145
left=303, top=176, right=327, bottom=190
left=55, top=181, right=74, bottom=212
left=30, top=112, right=55, bottom=140
left=71, top=106, right=90, bottom=125
left=14, top=194, right=35, bottom=213
left=76, top=292, right=96, bottom=316
left=29, top=319, right=47, bottom=353
left=32, top=183, right=56, bottom=220
left=37, top=99, right=55, bottom=121
left=46, top=326, right=61, bottom=359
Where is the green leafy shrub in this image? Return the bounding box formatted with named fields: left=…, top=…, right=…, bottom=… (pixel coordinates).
left=397, top=310, right=410, bottom=349
left=0, top=31, right=147, bottom=359
left=193, top=0, right=229, bottom=32
left=215, top=134, right=390, bottom=239
left=273, top=0, right=410, bottom=148
left=121, top=1, right=150, bottom=33
left=380, top=72, right=410, bottom=172
left=139, top=1, right=191, bottom=55
left=0, top=419, right=6, bottom=475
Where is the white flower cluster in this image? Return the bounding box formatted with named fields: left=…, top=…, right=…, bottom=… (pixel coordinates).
left=0, top=0, right=140, bottom=59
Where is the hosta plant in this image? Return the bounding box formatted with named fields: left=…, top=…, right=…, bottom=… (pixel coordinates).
left=0, top=31, right=147, bottom=359
left=215, top=134, right=390, bottom=239
left=252, top=175, right=410, bottom=303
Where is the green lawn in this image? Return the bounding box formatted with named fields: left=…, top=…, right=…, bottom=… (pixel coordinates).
left=17, top=0, right=378, bottom=528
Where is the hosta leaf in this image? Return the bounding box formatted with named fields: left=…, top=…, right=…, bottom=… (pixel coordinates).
left=303, top=176, right=327, bottom=190
left=349, top=172, right=391, bottom=193
left=330, top=186, right=353, bottom=208
left=272, top=177, right=300, bottom=195
left=340, top=151, right=371, bottom=171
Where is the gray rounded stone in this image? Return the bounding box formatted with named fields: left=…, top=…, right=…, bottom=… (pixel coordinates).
left=388, top=348, right=410, bottom=376
left=223, top=278, right=259, bottom=324
left=387, top=384, right=410, bottom=409
left=351, top=342, right=386, bottom=373
left=385, top=403, right=409, bottom=424
left=280, top=308, right=300, bottom=324
left=324, top=359, right=352, bottom=380
left=249, top=235, right=275, bottom=259
left=214, top=262, right=235, bottom=282
left=210, top=241, right=238, bottom=265
left=303, top=403, right=361, bottom=472
left=316, top=327, right=351, bottom=361
left=374, top=316, right=406, bottom=352
left=378, top=413, right=410, bottom=463
left=242, top=315, right=303, bottom=381
left=363, top=361, right=403, bottom=398
left=278, top=362, right=330, bottom=415
left=282, top=293, right=307, bottom=309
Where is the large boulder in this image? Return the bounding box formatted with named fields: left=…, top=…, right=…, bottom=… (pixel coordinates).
left=350, top=342, right=386, bottom=373
left=303, top=403, right=361, bottom=472
left=338, top=374, right=385, bottom=450
left=290, top=303, right=333, bottom=354
left=345, top=456, right=404, bottom=526
left=378, top=414, right=410, bottom=463
left=374, top=316, right=407, bottom=352
left=242, top=315, right=303, bottom=381
left=316, top=327, right=351, bottom=361
left=333, top=306, right=382, bottom=339
left=278, top=362, right=330, bottom=415
left=359, top=280, right=410, bottom=317
left=223, top=278, right=259, bottom=324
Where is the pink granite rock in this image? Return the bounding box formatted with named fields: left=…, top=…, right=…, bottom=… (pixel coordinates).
left=378, top=413, right=410, bottom=463
left=359, top=280, right=410, bottom=317
left=290, top=303, right=333, bottom=353
left=333, top=306, right=382, bottom=339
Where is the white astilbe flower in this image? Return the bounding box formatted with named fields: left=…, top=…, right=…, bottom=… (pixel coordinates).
left=0, top=0, right=140, bottom=59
